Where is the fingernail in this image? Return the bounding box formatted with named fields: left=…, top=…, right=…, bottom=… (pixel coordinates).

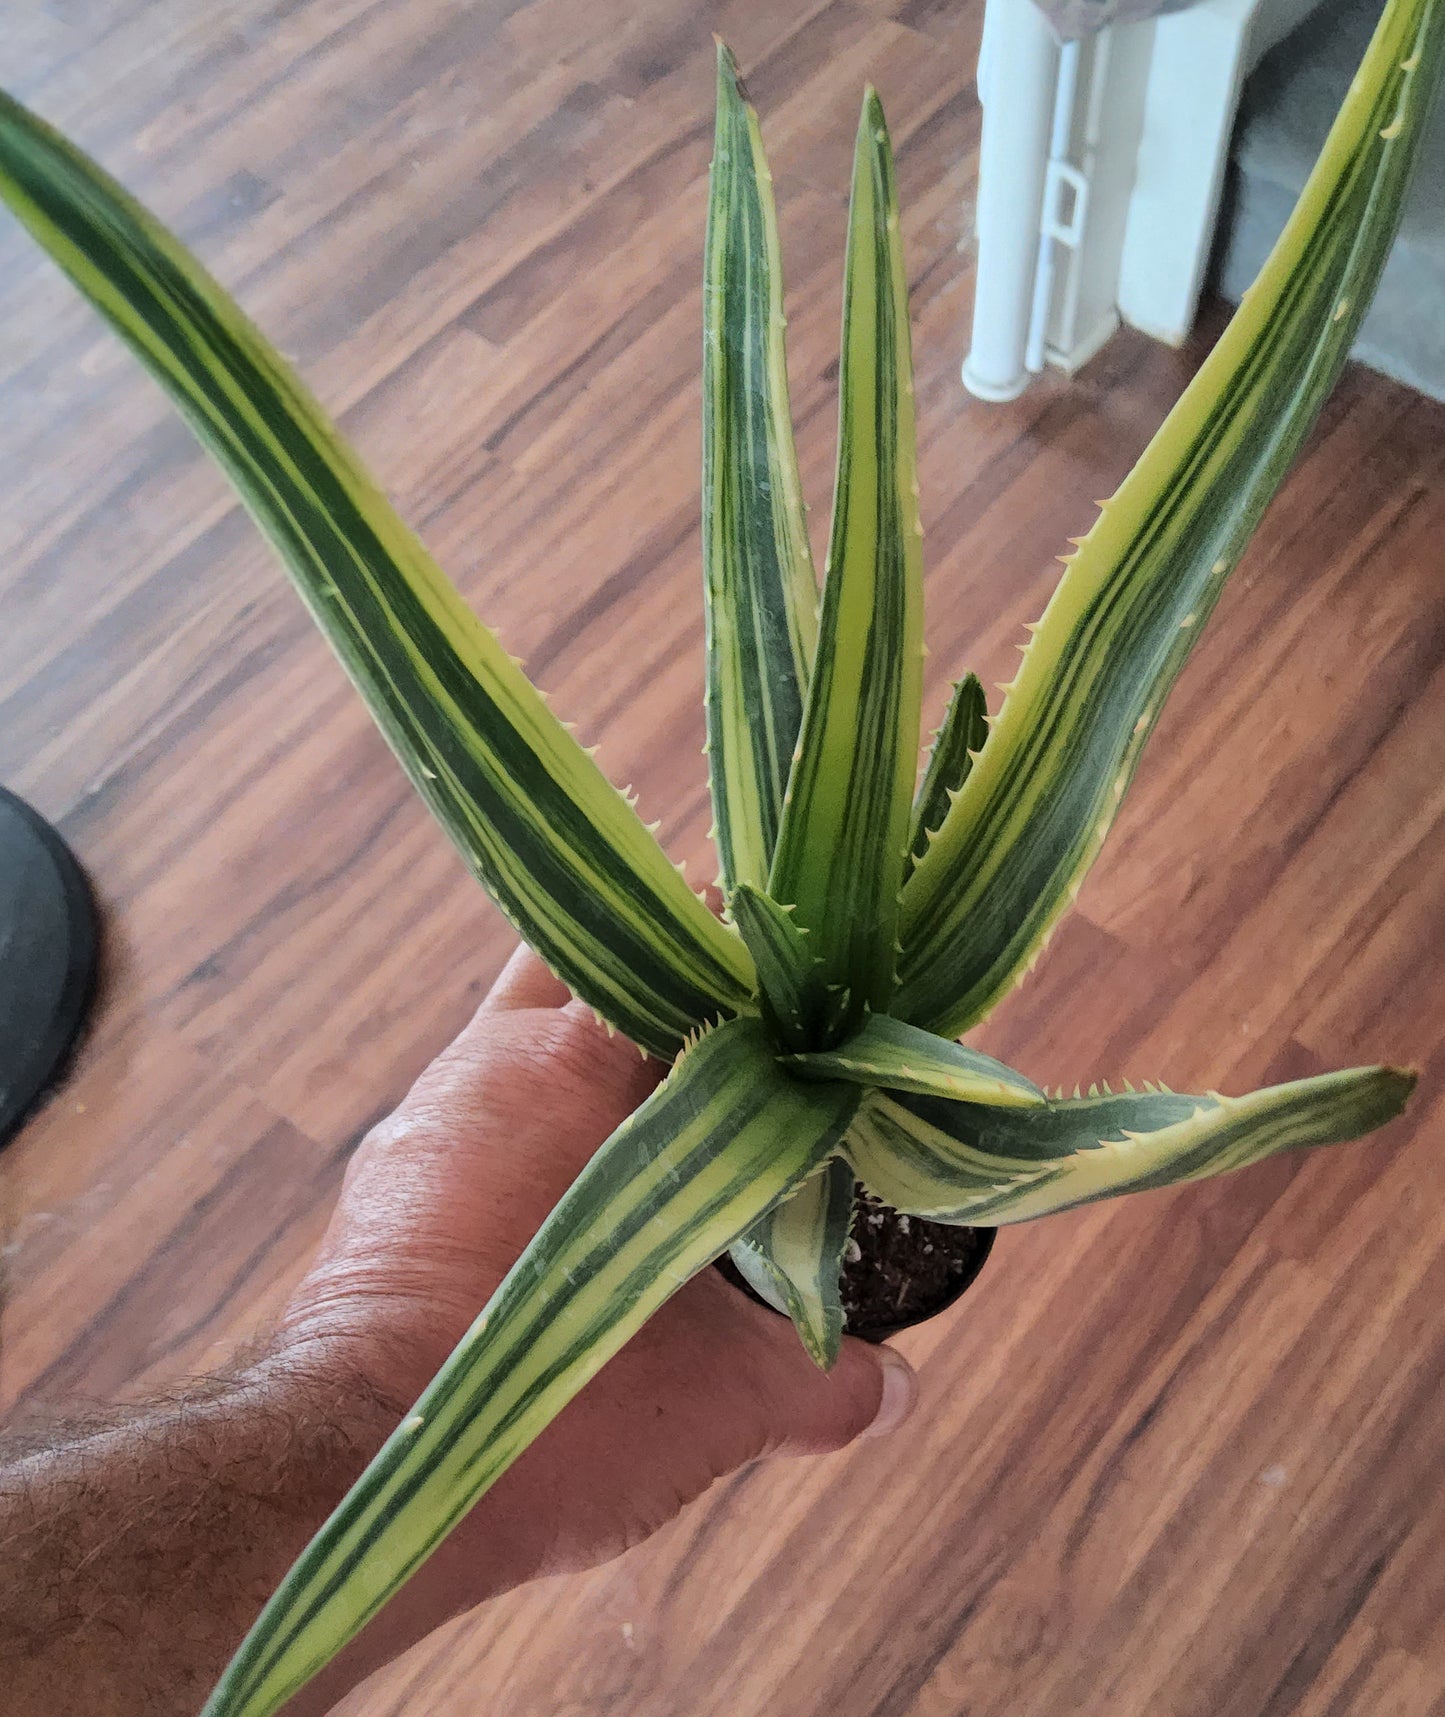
left=861, top=1347, right=918, bottom=1438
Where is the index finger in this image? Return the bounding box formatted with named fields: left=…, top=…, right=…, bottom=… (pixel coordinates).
left=479, top=942, right=573, bottom=1015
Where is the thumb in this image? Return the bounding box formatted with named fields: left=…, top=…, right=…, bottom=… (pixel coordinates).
left=751, top=1334, right=919, bottom=1458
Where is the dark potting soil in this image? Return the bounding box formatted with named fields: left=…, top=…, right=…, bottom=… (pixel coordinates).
left=718, top=1187, right=993, bottom=1341
left=841, top=1192, right=993, bottom=1341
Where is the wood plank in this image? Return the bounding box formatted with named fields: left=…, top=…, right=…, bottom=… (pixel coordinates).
left=3, top=3, right=1444, bottom=1714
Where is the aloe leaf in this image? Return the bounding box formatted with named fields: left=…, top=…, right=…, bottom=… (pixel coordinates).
left=729, top=1155, right=856, bottom=1368
left=0, top=90, right=755, bottom=1060
left=726, top=881, right=833, bottom=1050
left=909, top=673, right=988, bottom=866
left=785, top=1014, right=1044, bottom=1108
left=202, top=1018, right=858, bottom=1717
left=768, top=87, right=925, bottom=1021
left=704, top=42, right=820, bottom=893
left=846, top=1067, right=1415, bottom=1225
left=897, top=0, right=1445, bottom=1037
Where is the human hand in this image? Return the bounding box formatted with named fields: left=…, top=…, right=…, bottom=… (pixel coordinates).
left=270, top=945, right=916, bottom=1706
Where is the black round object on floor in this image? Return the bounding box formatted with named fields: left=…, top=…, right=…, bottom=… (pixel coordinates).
left=0, top=788, right=98, bottom=1147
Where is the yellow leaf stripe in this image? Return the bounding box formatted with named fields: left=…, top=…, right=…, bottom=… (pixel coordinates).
left=909, top=671, right=988, bottom=867
left=203, top=1019, right=858, bottom=1717
left=703, top=42, right=819, bottom=892
left=897, top=0, right=1443, bottom=1037
left=0, top=89, right=754, bottom=1058
left=730, top=1155, right=857, bottom=1368
left=727, top=881, right=836, bottom=1050
left=769, top=88, right=925, bottom=1019
left=784, top=1014, right=1045, bottom=1108
left=847, top=1067, right=1415, bottom=1225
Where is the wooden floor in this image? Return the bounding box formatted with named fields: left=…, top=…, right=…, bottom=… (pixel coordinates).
left=5, top=3, right=1445, bottom=1712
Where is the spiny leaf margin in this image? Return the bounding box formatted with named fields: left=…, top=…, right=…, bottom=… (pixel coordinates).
left=785, top=1013, right=1044, bottom=1108
left=703, top=40, right=820, bottom=894
left=727, top=882, right=839, bottom=1050
left=729, top=1155, right=857, bottom=1368
left=0, top=88, right=754, bottom=1059
left=767, top=86, right=925, bottom=1020
left=846, top=1065, right=1416, bottom=1225
left=203, top=1017, right=859, bottom=1717
left=896, top=0, right=1445, bottom=1036
left=909, top=672, right=988, bottom=866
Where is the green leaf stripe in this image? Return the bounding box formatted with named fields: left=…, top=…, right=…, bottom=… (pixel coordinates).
left=703, top=42, right=819, bottom=893
left=785, top=1013, right=1044, bottom=1108
left=896, top=0, right=1444, bottom=1037
left=203, top=1019, right=858, bottom=1717
left=768, top=88, right=925, bottom=1020
left=730, top=1155, right=857, bottom=1368
left=727, top=881, right=838, bottom=1050
left=847, top=1066, right=1415, bottom=1226
left=0, top=89, right=753, bottom=1059
left=909, top=673, right=988, bottom=866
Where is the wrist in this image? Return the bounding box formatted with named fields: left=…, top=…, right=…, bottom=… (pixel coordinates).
left=240, top=1338, right=411, bottom=1481
left=0, top=1359, right=401, bottom=1717
left=259, top=1293, right=547, bottom=1577
left=266, top=1276, right=471, bottom=1425
left=241, top=1330, right=538, bottom=1716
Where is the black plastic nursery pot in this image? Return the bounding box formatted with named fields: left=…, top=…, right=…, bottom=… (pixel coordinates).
left=719, top=1192, right=996, bottom=1343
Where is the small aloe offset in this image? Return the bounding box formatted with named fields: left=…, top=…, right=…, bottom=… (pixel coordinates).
left=0, top=2, right=1437, bottom=1711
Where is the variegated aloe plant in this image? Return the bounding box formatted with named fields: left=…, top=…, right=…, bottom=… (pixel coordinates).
left=0, top=2, right=1438, bottom=1711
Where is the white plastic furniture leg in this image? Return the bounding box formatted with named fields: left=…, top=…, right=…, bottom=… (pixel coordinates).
left=962, top=0, right=1060, bottom=401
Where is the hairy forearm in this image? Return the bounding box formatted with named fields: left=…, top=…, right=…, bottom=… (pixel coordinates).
left=0, top=1354, right=401, bottom=1717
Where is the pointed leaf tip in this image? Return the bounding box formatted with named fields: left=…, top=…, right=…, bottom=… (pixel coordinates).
left=0, top=83, right=760, bottom=1064
left=704, top=33, right=818, bottom=896
left=766, top=57, right=921, bottom=1020
left=714, top=36, right=740, bottom=80
left=1379, top=1065, right=1418, bottom=1107
left=202, top=1015, right=853, bottom=1712
left=895, top=0, right=1445, bottom=1039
